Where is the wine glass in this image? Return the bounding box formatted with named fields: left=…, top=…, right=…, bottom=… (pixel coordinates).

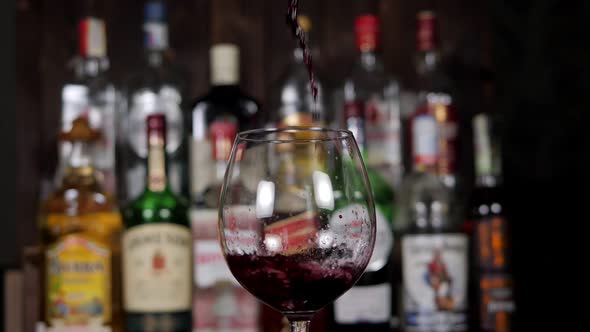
left=218, top=127, right=376, bottom=332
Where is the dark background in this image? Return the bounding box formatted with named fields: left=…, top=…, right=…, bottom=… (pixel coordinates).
left=5, top=0, right=590, bottom=329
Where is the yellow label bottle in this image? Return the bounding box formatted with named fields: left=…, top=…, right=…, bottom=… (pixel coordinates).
left=40, top=117, right=122, bottom=332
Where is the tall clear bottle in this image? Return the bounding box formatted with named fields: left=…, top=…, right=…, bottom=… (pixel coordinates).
left=273, top=15, right=326, bottom=128
left=40, top=117, right=123, bottom=332
left=411, top=10, right=458, bottom=190
left=121, top=0, right=186, bottom=203
left=60, top=16, right=118, bottom=196
left=122, top=114, right=192, bottom=332
left=189, top=43, right=261, bottom=332
left=397, top=110, right=469, bottom=332
left=344, top=14, right=403, bottom=188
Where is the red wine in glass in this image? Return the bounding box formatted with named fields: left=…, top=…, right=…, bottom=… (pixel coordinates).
left=226, top=249, right=363, bottom=319
left=219, top=128, right=376, bottom=332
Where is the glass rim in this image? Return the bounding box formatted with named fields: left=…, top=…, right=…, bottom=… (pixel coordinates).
left=236, top=126, right=354, bottom=143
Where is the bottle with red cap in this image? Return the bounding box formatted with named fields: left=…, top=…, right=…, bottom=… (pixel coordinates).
left=411, top=10, right=458, bottom=191
left=343, top=14, right=403, bottom=188
left=58, top=16, right=119, bottom=198
left=122, top=114, right=192, bottom=332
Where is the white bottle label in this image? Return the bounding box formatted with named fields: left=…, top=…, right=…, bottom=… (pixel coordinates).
left=334, top=283, right=392, bottom=324
left=190, top=208, right=239, bottom=288
left=412, top=114, right=438, bottom=166
left=365, top=96, right=402, bottom=168
left=402, top=234, right=468, bottom=332
left=143, top=22, right=169, bottom=50
left=123, top=223, right=192, bottom=312
left=85, top=18, right=106, bottom=58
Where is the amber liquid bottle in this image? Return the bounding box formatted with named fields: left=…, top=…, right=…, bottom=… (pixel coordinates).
left=40, top=117, right=123, bottom=331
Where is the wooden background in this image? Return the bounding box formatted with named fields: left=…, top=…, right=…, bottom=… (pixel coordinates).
left=16, top=0, right=492, bottom=259
left=15, top=0, right=492, bottom=330
left=13, top=0, right=590, bottom=330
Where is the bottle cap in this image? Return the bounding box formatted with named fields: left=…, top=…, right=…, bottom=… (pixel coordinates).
left=355, top=15, right=380, bottom=52
left=416, top=10, right=438, bottom=52
left=211, top=44, right=240, bottom=86
left=79, top=17, right=107, bottom=57
left=147, top=113, right=167, bottom=141
left=144, top=1, right=166, bottom=22
left=143, top=1, right=169, bottom=50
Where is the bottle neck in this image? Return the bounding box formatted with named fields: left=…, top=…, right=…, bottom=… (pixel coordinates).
left=343, top=100, right=367, bottom=158
left=75, top=56, right=109, bottom=79
left=358, top=49, right=379, bottom=71
left=475, top=174, right=501, bottom=188
left=416, top=49, right=440, bottom=77
left=143, top=20, right=169, bottom=68
left=146, top=132, right=168, bottom=192
left=62, top=141, right=98, bottom=187
left=146, top=49, right=165, bottom=68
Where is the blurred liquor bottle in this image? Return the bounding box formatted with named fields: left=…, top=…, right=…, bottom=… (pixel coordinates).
left=396, top=108, right=469, bottom=332
left=39, top=117, right=123, bottom=331
left=59, top=16, right=119, bottom=196
left=122, top=114, right=192, bottom=332
left=120, top=0, right=186, bottom=204
left=344, top=14, right=403, bottom=188
left=329, top=99, right=397, bottom=332
left=189, top=43, right=262, bottom=332
left=468, top=113, right=515, bottom=332
left=273, top=15, right=326, bottom=128
left=410, top=10, right=458, bottom=191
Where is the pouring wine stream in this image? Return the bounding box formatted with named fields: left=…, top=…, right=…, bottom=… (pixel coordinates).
left=286, top=0, right=320, bottom=123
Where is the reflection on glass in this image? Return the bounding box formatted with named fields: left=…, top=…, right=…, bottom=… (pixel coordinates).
left=256, top=180, right=276, bottom=219
left=313, top=170, right=334, bottom=210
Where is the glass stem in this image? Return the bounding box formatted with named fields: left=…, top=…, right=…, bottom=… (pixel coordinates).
left=289, top=320, right=310, bottom=332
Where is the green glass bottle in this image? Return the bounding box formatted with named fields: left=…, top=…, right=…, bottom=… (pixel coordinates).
left=122, top=114, right=192, bottom=332
left=330, top=99, right=397, bottom=331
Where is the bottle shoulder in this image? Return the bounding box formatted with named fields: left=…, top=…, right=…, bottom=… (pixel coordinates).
left=123, top=189, right=189, bottom=226
left=42, top=185, right=118, bottom=215
left=346, top=60, right=400, bottom=99
left=127, top=66, right=182, bottom=97
left=191, top=87, right=261, bottom=128
left=40, top=187, right=122, bottom=243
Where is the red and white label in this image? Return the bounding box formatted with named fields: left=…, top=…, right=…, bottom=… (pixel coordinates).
left=79, top=18, right=106, bottom=57
left=191, top=208, right=261, bottom=332
left=210, top=120, right=237, bottom=161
